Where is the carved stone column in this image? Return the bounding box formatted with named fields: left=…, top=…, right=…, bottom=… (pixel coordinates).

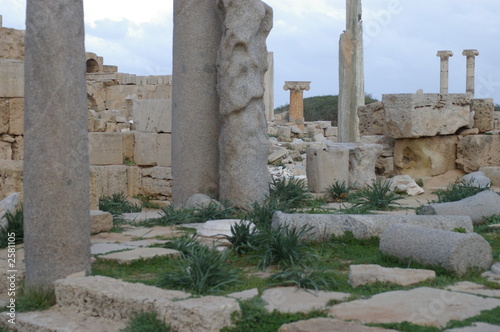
left=283, top=81, right=311, bottom=130
left=462, top=49, right=479, bottom=96
left=437, top=50, right=453, bottom=94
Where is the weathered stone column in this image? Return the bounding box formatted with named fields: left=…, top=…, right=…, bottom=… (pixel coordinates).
left=264, top=52, right=275, bottom=121
left=283, top=81, right=311, bottom=130
left=338, top=0, right=364, bottom=143
left=462, top=49, right=479, bottom=96
left=172, top=0, right=222, bottom=206
left=437, top=50, right=453, bottom=94
left=217, top=0, right=272, bottom=208
left=24, top=0, right=91, bottom=290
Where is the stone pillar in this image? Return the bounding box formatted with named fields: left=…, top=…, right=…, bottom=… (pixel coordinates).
left=217, top=0, right=272, bottom=208
left=338, top=0, right=364, bottom=143
left=172, top=0, right=222, bottom=206
left=436, top=50, right=453, bottom=94
left=283, top=81, right=311, bottom=130
left=24, top=0, right=91, bottom=290
left=462, top=49, right=479, bottom=96
left=264, top=52, right=275, bottom=121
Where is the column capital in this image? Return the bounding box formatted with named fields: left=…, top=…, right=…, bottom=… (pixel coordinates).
left=283, top=81, right=311, bottom=92
left=436, top=50, right=453, bottom=59
left=462, top=49, right=479, bottom=57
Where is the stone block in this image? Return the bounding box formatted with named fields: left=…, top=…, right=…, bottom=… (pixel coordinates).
left=12, top=135, right=23, bottom=160
left=383, top=93, right=471, bottom=138
left=141, top=166, right=173, bottom=198
left=348, top=264, right=435, bottom=287
left=479, top=167, right=500, bottom=186
left=324, top=126, right=338, bottom=137
left=8, top=97, right=23, bottom=135
left=122, top=132, right=135, bottom=163
left=0, top=160, right=23, bottom=199
left=126, top=166, right=141, bottom=197
left=457, top=135, right=500, bottom=172
left=461, top=171, right=491, bottom=188
left=277, top=126, right=291, bottom=139
left=379, top=224, right=492, bottom=275
left=417, top=190, right=500, bottom=225
left=471, top=98, right=494, bottom=133
left=394, top=136, right=458, bottom=178
left=358, top=102, right=385, bottom=135
left=360, top=135, right=395, bottom=157
left=130, top=99, right=172, bottom=133
left=0, top=60, right=24, bottom=97
left=157, top=133, right=172, bottom=167
left=0, top=141, right=12, bottom=160
left=134, top=132, right=157, bottom=166
left=89, top=166, right=128, bottom=209
left=88, top=132, right=123, bottom=165
left=89, top=210, right=113, bottom=234
left=272, top=211, right=473, bottom=240
left=306, top=147, right=349, bottom=193
left=0, top=99, right=9, bottom=134
left=98, top=248, right=180, bottom=263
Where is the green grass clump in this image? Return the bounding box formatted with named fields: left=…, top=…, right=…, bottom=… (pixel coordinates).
left=350, top=179, right=402, bottom=211
left=225, top=221, right=261, bottom=255
left=157, top=246, right=240, bottom=295
left=326, top=180, right=350, bottom=202
left=147, top=202, right=236, bottom=226
left=269, top=177, right=312, bottom=211
left=99, top=192, right=141, bottom=216
left=16, top=287, right=56, bottom=312
left=161, top=234, right=203, bottom=256
left=432, top=179, right=490, bottom=203
left=0, top=205, right=23, bottom=248
left=268, top=266, right=337, bottom=291
left=121, top=311, right=171, bottom=332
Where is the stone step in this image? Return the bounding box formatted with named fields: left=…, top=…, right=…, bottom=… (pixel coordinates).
left=1, top=307, right=126, bottom=332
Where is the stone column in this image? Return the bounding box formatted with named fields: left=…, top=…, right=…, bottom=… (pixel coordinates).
left=338, top=0, right=364, bottom=143
left=24, top=0, right=91, bottom=290
left=172, top=0, right=222, bottom=206
left=462, top=49, right=479, bottom=96
left=283, top=81, right=311, bottom=130
left=436, top=50, right=453, bottom=94
left=217, top=0, right=272, bottom=208
left=264, top=52, right=275, bottom=121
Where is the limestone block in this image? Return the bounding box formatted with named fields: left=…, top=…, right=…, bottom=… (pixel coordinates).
left=121, top=132, right=135, bottom=163
left=380, top=224, right=492, bottom=275
left=325, top=142, right=383, bottom=189
left=129, top=99, right=172, bottom=133
left=88, top=132, right=123, bottom=165
left=375, top=157, right=394, bottom=177
left=90, top=210, right=113, bottom=235
left=358, top=102, right=385, bottom=135
left=89, top=166, right=128, bottom=209
left=348, top=264, right=435, bottom=287
left=185, top=194, right=222, bottom=209
left=277, top=126, right=292, bottom=139
left=279, top=318, right=393, bottom=332
left=479, top=167, right=500, bottom=186
left=141, top=166, right=173, bottom=198
left=457, top=135, right=500, bottom=172
left=0, top=160, right=23, bottom=199
left=0, top=141, right=12, bottom=160
left=0, top=27, right=25, bottom=61
left=0, top=99, right=9, bottom=133
left=197, top=219, right=254, bottom=237
left=272, top=211, right=473, bottom=240
left=306, top=147, right=349, bottom=193
left=383, top=93, right=471, bottom=138
left=360, top=135, right=395, bottom=157
left=417, top=190, right=500, bottom=225
left=324, top=126, right=338, bottom=137
left=394, top=136, right=458, bottom=178
left=134, top=132, right=157, bottom=166
left=471, top=98, right=494, bottom=133
left=389, top=175, right=424, bottom=196
left=157, top=133, right=172, bottom=167
left=0, top=60, right=24, bottom=97
left=7, top=98, right=23, bottom=135
left=126, top=166, right=141, bottom=197
left=12, top=135, right=23, bottom=161
left=268, top=147, right=289, bottom=164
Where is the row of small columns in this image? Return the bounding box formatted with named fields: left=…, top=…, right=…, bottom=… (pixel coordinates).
left=437, top=49, right=479, bottom=96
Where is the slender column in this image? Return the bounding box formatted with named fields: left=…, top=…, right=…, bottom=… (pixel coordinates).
left=283, top=81, right=311, bottom=130
left=462, top=49, right=479, bottom=97
left=24, top=0, right=91, bottom=290
left=436, top=50, right=453, bottom=94
left=264, top=52, right=275, bottom=121
left=338, top=0, right=364, bottom=143
left=172, top=0, right=222, bottom=206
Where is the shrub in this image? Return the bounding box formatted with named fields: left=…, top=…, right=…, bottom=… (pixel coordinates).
left=0, top=205, right=23, bottom=248
left=243, top=199, right=281, bottom=230
left=121, top=311, right=171, bottom=332
left=161, top=233, right=203, bottom=256
left=432, top=179, right=490, bottom=203
left=98, top=192, right=141, bottom=216
left=269, top=177, right=311, bottom=211
left=326, top=180, right=350, bottom=202
left=350, top=179, right=402, bottom=211
left=225, top=221, right=261, bottom=255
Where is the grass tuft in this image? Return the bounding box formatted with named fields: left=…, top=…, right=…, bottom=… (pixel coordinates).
left=99, top=192, right=141, bottom=216
left=121, top=311, right=171, bottom=332
left=326, top=180, right=350, bottom=202
left=350, top=179, right=402, bottom=211
left=0, top=205, right=23, bottom=248
left=17, top=287, right=56, bottom=312
left=432, top=179, right=490, bottom=203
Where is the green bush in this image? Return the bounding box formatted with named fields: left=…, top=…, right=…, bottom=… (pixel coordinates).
left=431, top=179, right=490, bottom=203
left=121, top=312, right=171, bottom=332
left=0, top=205, right=23, bottom=248
left=350, top=179, right=402, bottom=211
left=98, top=192, right=141, bottom=216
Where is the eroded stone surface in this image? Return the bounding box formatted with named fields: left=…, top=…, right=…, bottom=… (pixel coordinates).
left=278, top=318, right=395, bottom=332
left=445, top=281, right=500, bottom=298
left=197, top=219, right=254, bottom=237
left=349, top=264, right=435, bottom=287
left=457, top=135, right=500, bottom=172
left=306, top=147, right=349, bottom=193
left=97, top=247, right=180, bottom=263
left=90, top=210, right=113, bottom=234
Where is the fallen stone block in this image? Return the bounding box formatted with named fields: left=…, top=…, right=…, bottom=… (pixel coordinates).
left=379, top=224, right=492, bottom=275
left=383, top=93, right=472, bottom=138
left=348, top=264, right=435, bottom=287
left=90, top=210, right=113, bottom=235
left=197, top=219, right=254, bottom=238
left=389, top=175, right=424, bottom=196
left=306, top=147, right=349, bottom=193
left=417, top=190, right=500, bottom=225
left=278, top=318, right=395, bottom=332
left=457, top=135, right=500, bottom=172
left=97, top=247, right=180, bottom=263
left=272, top=211, right=473, bottom=240
left=461, top=171, right=491, bottom=188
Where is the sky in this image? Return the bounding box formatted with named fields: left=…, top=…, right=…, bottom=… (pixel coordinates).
left=2, top=0, right=499, bottom=107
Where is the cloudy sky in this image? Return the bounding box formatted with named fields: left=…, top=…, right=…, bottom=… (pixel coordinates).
left=2, top=0, right=499, bottom=107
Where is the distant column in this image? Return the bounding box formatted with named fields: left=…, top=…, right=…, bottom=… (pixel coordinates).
left=437, top=50, right=453, bottom=94
left=338, top=0, right=364, bottom=143
left=462, top=49, right=479, bottom=97
left=283, top=81, right=311, bottom=130
left=172, top=0, right=222, bottom=206
left=24, top=0, right=91, bottom=290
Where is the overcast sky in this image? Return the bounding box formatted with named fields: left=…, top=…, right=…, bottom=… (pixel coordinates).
left=2, top=0, right=499, bottom=107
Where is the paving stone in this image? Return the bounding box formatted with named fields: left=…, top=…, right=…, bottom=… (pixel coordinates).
left=445, top=322, right=500, bottom=332
left=278, top=318, right=396, bottom=332
left=261, top=286, right=350, bottom=313
left=121, top=211, right=163, bottom=223
left=349, top=264, right=435, bottom=287
left=329, top=287, right=500, bottom=327
left=197, top=219, right=254, bottom=237
left=122, top=226, right=180, bottom=239
left=227, top=288, right=259, bottom=300
left=97, top=247, right=180, bottom=263
left=445, top=281, right=500, bottom=298
left=90, top=243, right=136, bottom=255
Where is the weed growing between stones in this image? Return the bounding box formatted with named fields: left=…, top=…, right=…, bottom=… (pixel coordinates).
left=16, top=287, right=56, bottom=312
left=431, top=179, right=490, bottom=203
left=269, top=177, right=312, bottom=211
left=224, top=221, right=261, bottom=255
left=326, top=180, right=351, bottom=202
left=0, top=205, right=23, bottom=248
left=161, top=233, right=202, bottom=256
left=445, top=306, right=500, bottom=330
left=268, top=266, right=337, bottom=291
left=349, top=179, right=403, bottom=210
left=369, top=321, right=441, bottom=332
left=98, top=192, right=141, bottom=216
left=121, top=311, right=171, bottom=332
left=133, top=194, right=161, bottom=209
left=146, top=201, right=237, bottom=226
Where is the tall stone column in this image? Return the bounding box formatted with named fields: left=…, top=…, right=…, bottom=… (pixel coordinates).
left=24, top=0, right=91, bottom=290
left=217, top=0, right=272, bottom=208
left=462, top=49, right=479, bottom=96
left=338, top=0, right=364, bottom=143
left=437, top=50, right=453, bottom=94
left=283, top=81, right=311, bottom=130
left=264, top=52, right=275, bottom=121
left=172, top=0, right=222, bottom=206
